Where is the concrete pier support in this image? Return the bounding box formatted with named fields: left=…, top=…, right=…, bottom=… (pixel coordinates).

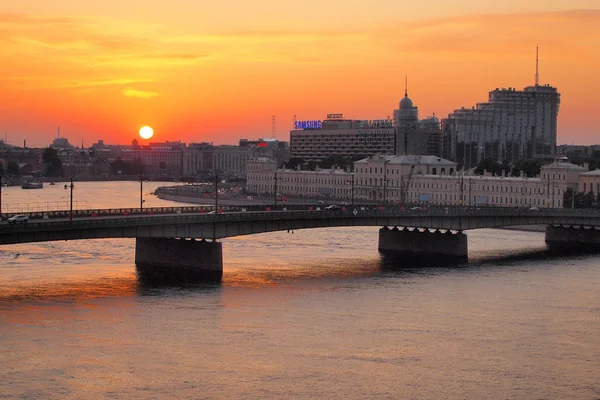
left=135, top=237, right=223, bottom=282
left=545, top=225, right=600, bottom=250
left=378, top=227, right=468, bottom=260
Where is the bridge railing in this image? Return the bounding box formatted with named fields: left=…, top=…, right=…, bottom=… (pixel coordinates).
left=3, top=203, right=600, bottom=221
left=2, top=205, right=600, bottom=233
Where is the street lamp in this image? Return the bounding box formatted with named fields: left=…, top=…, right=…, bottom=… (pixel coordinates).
left=214, top=174, right=219, bottom=211
left=383, top=158, right=390, bottom=205
left=345, top=173, right=355, bottom=206
left=468, top=176, right=473, bottom=207
left=65, top=175, right=74, bottom=221
left=351, top=173, right=355, bottom=206
left=140, top=170, right=143, bottom=211
left=274, top=170, right=278, bottom=207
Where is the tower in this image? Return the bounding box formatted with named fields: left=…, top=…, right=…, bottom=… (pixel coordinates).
left=535, top=44, right=539, bottom=86
left=271, top=115, right=276, bottom=139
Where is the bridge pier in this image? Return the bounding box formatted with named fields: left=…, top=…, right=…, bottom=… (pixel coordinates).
left=378, top=227, right=468, bottom=260
left=135, top=238, right=223, bottom=283
left=545, top=225, right=600, bottom=251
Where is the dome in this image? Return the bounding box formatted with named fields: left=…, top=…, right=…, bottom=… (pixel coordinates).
left=400, top=95, right=413, bottom=110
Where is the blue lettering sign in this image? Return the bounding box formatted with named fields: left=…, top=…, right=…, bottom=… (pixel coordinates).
left=294, top=120, right=322, bottom=130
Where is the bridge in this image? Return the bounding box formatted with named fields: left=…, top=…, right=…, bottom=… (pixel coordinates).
left=2, top=205, right=600, bottom=281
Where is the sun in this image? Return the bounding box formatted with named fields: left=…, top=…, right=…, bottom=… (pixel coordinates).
left=139, top=126, right=154, bottom=140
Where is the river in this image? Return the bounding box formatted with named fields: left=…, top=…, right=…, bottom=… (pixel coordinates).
left=0, top=182, right=599, bottom=399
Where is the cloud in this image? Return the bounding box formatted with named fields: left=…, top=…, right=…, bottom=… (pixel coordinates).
left=63, top=78, right=155, bottom=89
left=371, top=9, right=600, bottom=57
left=123, top=87, right=159, bottom=98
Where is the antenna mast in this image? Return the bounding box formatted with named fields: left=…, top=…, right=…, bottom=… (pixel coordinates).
left=271, top=115, right=276, bottom=139
left=535, top=44, right=539, bottom=86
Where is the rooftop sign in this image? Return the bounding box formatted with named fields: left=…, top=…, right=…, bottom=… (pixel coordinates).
left=294, top=120, right=322, bottom=130
left=327, top=113, right=343, bottom=119
left=358, top=120, right=393, bottom=129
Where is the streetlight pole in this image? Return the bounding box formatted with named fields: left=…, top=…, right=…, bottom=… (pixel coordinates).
left=460, top=171, right=464, bottom=206
left=69, top=175, right=74, bottom=221
left=351, top=173, right=355, bottom=206
left=468, top=177, right=472, bottom=207
left=383, top=159, right=389, bottom=205
left=274, top=170, right=278, bottom=207
left=214, top=174, right=218, bottom=211
left=140, top=170, right=143, bottom=211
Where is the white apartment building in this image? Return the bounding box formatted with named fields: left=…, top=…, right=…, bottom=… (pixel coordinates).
left=442, top=84, right=560, bottom=167
left=578, top=170, right=600, bottom=195
left=247, top=155, right=585, bottom=208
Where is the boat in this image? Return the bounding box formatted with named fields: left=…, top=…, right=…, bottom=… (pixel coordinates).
left=49, top=182, right=56, bottom=186
left=21, top=181, right=44, bottom=189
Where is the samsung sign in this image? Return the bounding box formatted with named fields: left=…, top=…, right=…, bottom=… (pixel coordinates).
left=294, top=120, right=322, bottom=130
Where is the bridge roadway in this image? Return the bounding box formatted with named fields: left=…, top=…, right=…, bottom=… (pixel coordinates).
left=3, top=205, right=600, bottom=281
left=1, top=206, right=600, bottom=245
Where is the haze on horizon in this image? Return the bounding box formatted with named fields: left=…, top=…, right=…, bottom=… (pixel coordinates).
left=0, top=0, right=598, bottom=148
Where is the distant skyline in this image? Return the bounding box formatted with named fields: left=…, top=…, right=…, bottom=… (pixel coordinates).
left=1, top=1, right=599, bottom=148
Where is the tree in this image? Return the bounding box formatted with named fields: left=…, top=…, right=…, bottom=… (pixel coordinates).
left=285, top=157, right=305, bottom=170
left=511, top=159, right=545, bottom=178
left=7, top=161, right=19, bottom=176
left=563, top=188, right=574, bottom=209
left=110, top=157, right=144, bottom=175
left=42, top=147, right=63, bottom=177
left=474, top=158, right=510, bottom=176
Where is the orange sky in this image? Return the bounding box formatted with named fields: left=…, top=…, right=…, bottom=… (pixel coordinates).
left=0, top=1, right=599, bottom=147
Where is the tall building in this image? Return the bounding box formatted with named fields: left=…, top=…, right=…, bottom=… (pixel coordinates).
left=442, top=51, right=560, bottom=167
left=290, top=115, right=395, bottom=161
left=183, top=143, right=250, bottom=178
left=393, top=81, right=442, bottom=157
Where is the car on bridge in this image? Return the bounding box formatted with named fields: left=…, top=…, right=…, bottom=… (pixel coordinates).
left=7, top=214, right=29, bottom=224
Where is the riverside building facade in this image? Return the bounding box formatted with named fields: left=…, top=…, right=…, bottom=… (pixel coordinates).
left=246, top=156, right=583, bottom=208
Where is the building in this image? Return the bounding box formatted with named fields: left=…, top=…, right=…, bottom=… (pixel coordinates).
left=290, top=114, right=396, bottom=161
left=239, top=138, right=290, bottom=165
left=442, top=84, right=561, bottom=167
left=183, top=142, right=214, bottom=176
left=50, top=137, right=75, bottom=149
left=246, top=155, right=584, bottom=208
left=578, top=170, right=600, bottom=196
left=290, top=86, right=442, bottom=162
left=183, top=143, right=250, bottom=178
left=246, top=158, right=353, bottom=200
left=557, top=144, right=600, bottom=159
left=213, top=145, right=250, bottom=177
left=393, top=87, right=443, bottom=157
left=354, top=154, right=457, bottom=203
left=121, top=141, right=185, bottom=177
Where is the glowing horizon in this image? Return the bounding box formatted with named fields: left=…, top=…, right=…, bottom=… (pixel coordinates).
left=1, top=1, right=599, bottom=148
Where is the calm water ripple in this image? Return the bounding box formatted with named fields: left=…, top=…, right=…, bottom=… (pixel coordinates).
left=1, top=182, right=599, bottom=399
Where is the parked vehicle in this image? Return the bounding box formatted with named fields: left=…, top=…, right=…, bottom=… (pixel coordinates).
left=8, top=214, right=29, bottom=224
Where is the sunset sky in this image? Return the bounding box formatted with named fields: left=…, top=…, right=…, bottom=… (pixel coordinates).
left=0, top=0, right=599, bottom=147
